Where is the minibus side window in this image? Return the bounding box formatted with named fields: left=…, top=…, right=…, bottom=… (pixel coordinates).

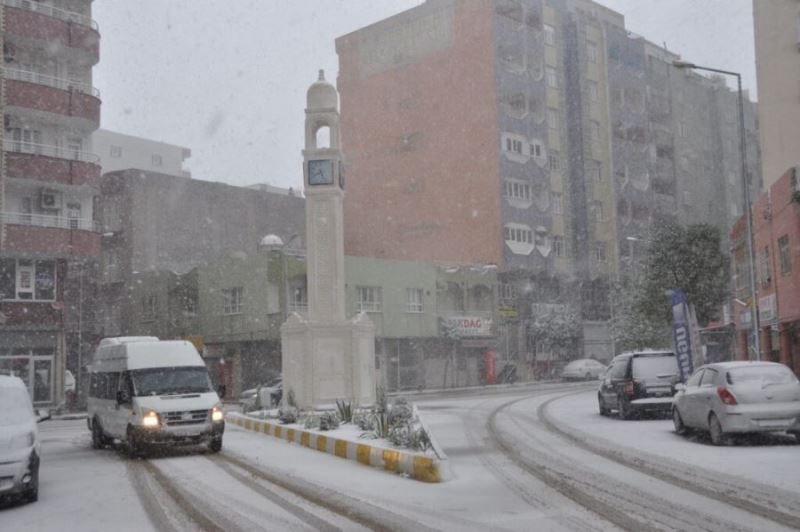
left=118, top=372, right=133, bottom=404
left=105, top=372, right=120, bottom=400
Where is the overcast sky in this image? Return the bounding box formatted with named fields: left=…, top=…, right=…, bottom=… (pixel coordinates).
left=93, top=1, right=755, bottom=190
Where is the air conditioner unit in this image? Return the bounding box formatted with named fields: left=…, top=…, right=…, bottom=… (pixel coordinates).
left=39, top=188, right=63, bottom=211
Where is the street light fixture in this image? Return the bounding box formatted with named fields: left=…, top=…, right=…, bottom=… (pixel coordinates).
left=671, top=59, right=760, bottom=361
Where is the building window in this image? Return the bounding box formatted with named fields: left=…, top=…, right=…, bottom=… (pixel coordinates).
left=588, top=80, right=598, bottom=102
left=530, top=142, right=543, bottom=159
left=778, top=235, right=792, bottom=274
left=593, top=242, right=607, bottom=263
left=0, top=259, right=55, bottom=301
left=544, top=24, right=555, bottom=46
left=552, top=192, right=563, bottom=214
left=758, top=246, right=771, bottom=288
left=679, top=121, right=688, bottom=138
left=591, top=162, right=602, bottom=182
left=587, top=41, right=598, bottom=63
left=548, top=151, right=561, bottom=171
left=110, top=145, right=122, bottom=158
left=590, top=121, right=601, bottom=143
left=504, top=225, right=532, bottom=244
left=548, top=108, right=559, bottom=130
left=499, top=283, right=517, bottom=302
left=142, top=294, right=157, bottom=321
left=222, top=287, right=244, bottom=315
left=406, top=288, right=423, bottom=313
left=505, top=137, right=523, bottom=155
left=593, top=202, right=604, bottom=222
left=505, top=180, right=531, bottom=200
left=546, top=67, right=558, bottom=88
left=357, top=286, right=382, bottom=313
left=151, top=154, right=163, bottom=167
left=553, top=236, right=564, bottom=257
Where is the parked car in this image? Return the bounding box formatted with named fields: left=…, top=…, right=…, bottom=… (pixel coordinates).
left=598, top=350, right=679, bottom=419
left=562, top=359, right=607, bottom=381
left=672, top=361, right=800, bottom=445
left=239, top=377, right=283, bottom=411
left=0, top=375, right=50, bottom=504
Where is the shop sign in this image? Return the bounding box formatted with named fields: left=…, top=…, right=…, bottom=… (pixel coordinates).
left=740, top=308, right=752, bottom=330
left=498, top=306, right=518, bottom=319
left=444, top=316, right=493, bottom=337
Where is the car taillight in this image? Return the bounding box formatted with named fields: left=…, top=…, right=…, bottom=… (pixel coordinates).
left=717, top=386, right=738, bottom=405
left=625, top=381, right=634, bottom=398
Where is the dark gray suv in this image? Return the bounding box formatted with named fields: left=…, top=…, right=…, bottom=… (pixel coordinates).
left=598, top=351, right=680, bottom=419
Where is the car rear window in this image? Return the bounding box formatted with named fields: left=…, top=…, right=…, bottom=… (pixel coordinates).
left=631, top=355, right=678, bottom=379
left=727, top=365, right=798, bottom=385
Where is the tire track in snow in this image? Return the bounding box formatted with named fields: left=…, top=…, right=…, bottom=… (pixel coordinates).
left=537, top=391, right=800, bottom=531
left=450, top=385, right=615, bottom=532
left=217, top=451, right=439, bottom=532
left=498, top=401, right=750, bottom=532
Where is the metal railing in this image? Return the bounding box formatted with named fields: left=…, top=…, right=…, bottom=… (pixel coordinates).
left=2, top=67, right=100, bottom=97
left=3, top=139, right=100, bottom=163
left=4, top=0, right=99, bottom=30
left=1, top=211, right=101, bottom=232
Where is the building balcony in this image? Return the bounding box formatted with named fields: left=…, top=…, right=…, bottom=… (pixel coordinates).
left=3, top=0, right=100, bottom=65
left=1, top=212, right=101, bottom=258
left=5, top=76, right=100, bottom=127
left=4, top=140, right=101, bottom=187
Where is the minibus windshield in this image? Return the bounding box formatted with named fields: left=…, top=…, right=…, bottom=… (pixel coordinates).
left=131, top=367, right=213, bottom=396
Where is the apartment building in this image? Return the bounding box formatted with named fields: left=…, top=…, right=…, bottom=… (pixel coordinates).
left=93, top=128, right=192, bottom=178
left=95, top=170, right=305, bottom=341
left=124, top=249, right=499, bottom=395
left=335, top=0, right=759, bottom=361
left=753, top=0, right=800, bottom=189
left=0, top=0, right=101, bottom=406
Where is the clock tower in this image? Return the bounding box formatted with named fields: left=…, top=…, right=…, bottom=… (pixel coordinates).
left=302, top=70, right=345, bottom=322
left=281, top=71, right=376, bottom=408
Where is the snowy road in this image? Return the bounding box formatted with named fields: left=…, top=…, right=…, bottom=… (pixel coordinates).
left=3, top=383, right=799, bottom=531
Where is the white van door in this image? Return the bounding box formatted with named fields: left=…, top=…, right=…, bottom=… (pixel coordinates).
left=109, top=371, right=134, bottom=439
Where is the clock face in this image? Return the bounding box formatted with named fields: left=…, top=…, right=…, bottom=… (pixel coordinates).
left=308, top=159, right=334, bottom=186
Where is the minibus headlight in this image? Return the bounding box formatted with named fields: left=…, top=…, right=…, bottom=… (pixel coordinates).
left=211, top=405, right=224, bottom=422
left=142, top=410, right=160, bottom=428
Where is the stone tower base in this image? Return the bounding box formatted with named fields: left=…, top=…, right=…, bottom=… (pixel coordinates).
left=281, top=312, right=376, bottom=409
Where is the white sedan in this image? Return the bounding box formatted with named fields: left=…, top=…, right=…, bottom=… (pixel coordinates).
left=561, top=359, right=607, bottom=381
left=672, top=361, right=800, bottom=445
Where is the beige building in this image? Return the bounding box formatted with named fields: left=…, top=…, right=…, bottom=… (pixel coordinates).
left=753, top=0, right=800, bottom=187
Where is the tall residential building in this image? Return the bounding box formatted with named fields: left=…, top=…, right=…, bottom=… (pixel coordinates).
left=753, top=0, right=800, bottom=188
left=93, top=129, right=192, bottom=178
left=336, top=0, right=759, bottom=361
left=0, top=0, right=101, bottom=406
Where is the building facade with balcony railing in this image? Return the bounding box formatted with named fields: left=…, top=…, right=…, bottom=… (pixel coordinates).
left=0, top=0, right=101, bottom=408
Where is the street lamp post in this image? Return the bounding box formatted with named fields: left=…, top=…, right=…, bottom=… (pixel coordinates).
left=672, top=60, right=760, bottom=361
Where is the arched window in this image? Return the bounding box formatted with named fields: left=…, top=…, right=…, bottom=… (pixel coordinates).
left=315, top=125, right=331, bottom=149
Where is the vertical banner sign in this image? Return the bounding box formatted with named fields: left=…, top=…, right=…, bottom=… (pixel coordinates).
left=687, top=304, right=704, bottom=370
left=671, top=289, right=694, bottom=382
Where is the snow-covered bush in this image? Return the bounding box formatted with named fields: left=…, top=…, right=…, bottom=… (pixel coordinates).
left=388, top=422, right=431, bottom=452
left=278, top=405, right=298, bottom=424
left=319, top=411, right=340, bottom=431
left=303, top=414, right=320, bottom=430
left=388, top=397, right=413, bottom=426
left=353, top=411, right=375, bottom=431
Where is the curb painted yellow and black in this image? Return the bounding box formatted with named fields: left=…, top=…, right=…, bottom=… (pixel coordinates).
left=228, top=412, right=451, bottom=483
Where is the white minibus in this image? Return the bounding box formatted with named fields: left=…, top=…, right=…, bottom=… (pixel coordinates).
left=87, top=337, right=225, bottom=456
